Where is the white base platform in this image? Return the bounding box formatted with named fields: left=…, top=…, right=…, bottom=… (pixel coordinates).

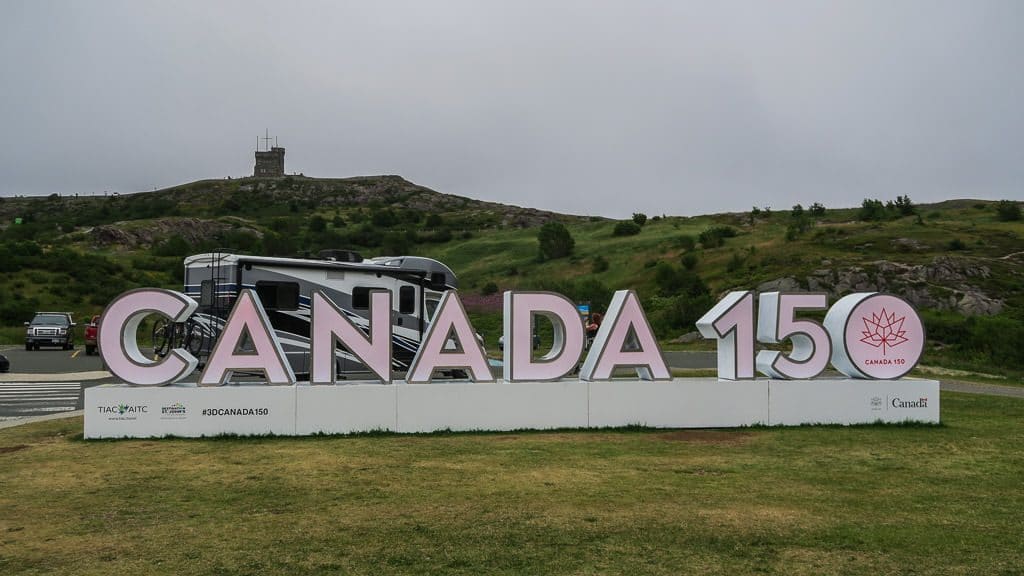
left=84, top=378, right=940, bottom=439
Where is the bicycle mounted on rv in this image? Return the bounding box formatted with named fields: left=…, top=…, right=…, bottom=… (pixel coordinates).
left=155, top=249, right=464, bottom=380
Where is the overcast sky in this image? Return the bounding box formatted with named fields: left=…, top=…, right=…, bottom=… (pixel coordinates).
left=1, top=1, right=1021, bottom=218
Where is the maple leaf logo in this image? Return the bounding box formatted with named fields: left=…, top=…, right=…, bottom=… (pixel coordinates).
left=859, top=308, right=909, bottom=355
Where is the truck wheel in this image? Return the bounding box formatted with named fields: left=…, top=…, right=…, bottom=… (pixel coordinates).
left=86, top=345, right=96, bottom=356
left=26, top=343, right=32, bottom=351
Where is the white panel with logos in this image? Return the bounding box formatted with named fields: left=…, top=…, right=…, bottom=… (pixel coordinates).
left=767, top=378, right=939, bottom=426
left=84, top=378, right=941, bottom=438
left=85, top=384, right=296, bottom=438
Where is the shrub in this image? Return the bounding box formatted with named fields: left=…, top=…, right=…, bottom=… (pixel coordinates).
left=591, top=255, right=609, bottom=273
left=382, top=231, right=411, bottom=255
left=612, top=221, right=641, bottom=237
left=309, top=215, right=327, bottom=233
left=859, top=198, right=887, bottom=221
left=923, top=311, right=1024, bottom=371
left=996, top=200, right=1021, bottom=221
left=791, top=204, right=804, bottom=218
left=632, top=213, right=648, bottom=227
left=537, top=222, right=575, bottom=260
left=421, top=228, right=453, bottom=243
left=371, top=209, right=397, bottom=228
left=948, top=238, right=967, bottom=251
left=698, top=226, right=737, bottom=248
left=786, top=214, right=813, bottom=241
left=809, top=202, right=826, bottom=216
left=153, top=235, right=192, bottom=257
left=676, top=235, right=695, bottom=251
left=680, top=253, right=698, bottom=270
left=654, top=262, right=709, bottom=298
left=725, top=252, right=746, bottom=272
left=481, top=281, right=499, bottom=296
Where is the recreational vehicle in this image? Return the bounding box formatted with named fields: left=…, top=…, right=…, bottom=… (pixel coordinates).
left=170, top=250, right=464, bottom=380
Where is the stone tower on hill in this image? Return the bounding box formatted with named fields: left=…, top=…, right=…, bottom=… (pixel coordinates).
left=254, top=131, right=285, bottom=177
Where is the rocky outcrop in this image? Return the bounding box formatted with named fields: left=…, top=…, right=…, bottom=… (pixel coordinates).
left=89, top=218, right=263, bottom=249
left=757, top=256, right=1005, bottom=316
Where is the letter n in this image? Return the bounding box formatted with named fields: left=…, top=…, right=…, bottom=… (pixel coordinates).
left=310, top=290, right=392, bottom=384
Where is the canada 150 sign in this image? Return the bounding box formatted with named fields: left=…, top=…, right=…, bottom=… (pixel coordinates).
left=98, top=288, right=923, bottom=386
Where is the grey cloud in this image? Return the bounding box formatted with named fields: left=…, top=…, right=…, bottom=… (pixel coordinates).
left=1, top=0, right=1021, bottom=217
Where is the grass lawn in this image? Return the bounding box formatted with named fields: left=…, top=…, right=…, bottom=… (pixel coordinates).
left=1, top=392, right=1023, bottom=575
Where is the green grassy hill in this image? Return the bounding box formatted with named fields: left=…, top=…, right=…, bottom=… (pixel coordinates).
left=0, top=177, right=1021, bottom=375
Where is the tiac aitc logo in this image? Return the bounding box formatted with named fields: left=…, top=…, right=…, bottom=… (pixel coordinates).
left=859, top=308, right=909, bottom=356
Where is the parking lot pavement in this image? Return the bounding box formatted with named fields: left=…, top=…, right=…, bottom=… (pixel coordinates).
left=0, top=344, right=106, bottom=375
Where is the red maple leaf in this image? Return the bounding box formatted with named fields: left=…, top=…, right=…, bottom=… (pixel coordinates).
left=859, top=308, right=909, bottom=355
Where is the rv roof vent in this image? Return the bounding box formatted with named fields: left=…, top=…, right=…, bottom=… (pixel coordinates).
left=318, top=249, right=363, bottom=263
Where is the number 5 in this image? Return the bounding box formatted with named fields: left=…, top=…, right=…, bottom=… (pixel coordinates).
left=756, top=292, right=831, bottom=379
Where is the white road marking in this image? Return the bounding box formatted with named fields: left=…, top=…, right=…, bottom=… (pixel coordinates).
left=0, top=383, right=82, bottom=415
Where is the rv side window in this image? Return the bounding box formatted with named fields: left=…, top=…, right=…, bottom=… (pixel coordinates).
left=200, top=280, right=215, bottom=307
left=425, top=298, right=440, bottom=321
left=399, top=286, right=415, bottom=315
left=255, top=281, right=300, bottom=311
left=353, top=287, right=370, bottom=310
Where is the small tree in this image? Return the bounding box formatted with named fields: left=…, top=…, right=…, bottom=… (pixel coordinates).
left=809, top=202, right=826, bottom=216
left=791, top=204, right=804, bottom=218
left=537, top=221, right=575, bottom=260
left=996, top=200, right=1022, bottom=221
left=859, top=198, right=887, bottom=221
left=309, top=215, right=327, bottom=233
left=894, top=194, right=915, bottom=216
left=632, top=212, right=648, bottom=227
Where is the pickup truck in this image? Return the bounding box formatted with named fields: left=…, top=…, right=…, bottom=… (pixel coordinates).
left=24, top=312, right=76, bottom=351
left=84, top=314, right=100, bottom=355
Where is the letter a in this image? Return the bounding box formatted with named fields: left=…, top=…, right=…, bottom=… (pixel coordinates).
left=406, top=291, right=494, bottom=383
left=579, top=290, right=670, bottom=381
left=310, top=290, right=392, bottom=384
left=199, top=289, right=296, bottom=386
